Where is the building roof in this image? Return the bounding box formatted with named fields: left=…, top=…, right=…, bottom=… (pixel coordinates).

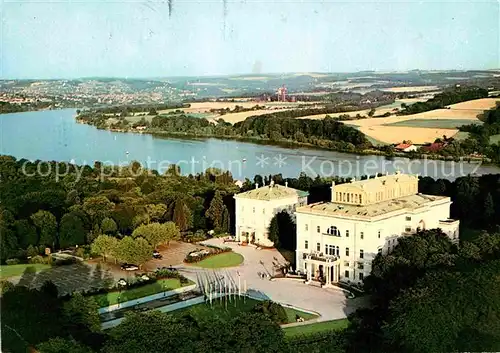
left=395, top=143, right=413, bottom=150
left=235, top=183, right=309, bottom=201
left=337, top=172, right=418, bottom=193
left=296, top=193, right=449, bottom=220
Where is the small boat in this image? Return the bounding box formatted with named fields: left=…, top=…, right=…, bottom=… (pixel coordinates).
left=126, top=151, right=129, bottom=155
left=242, top=158, right=247, bottom=162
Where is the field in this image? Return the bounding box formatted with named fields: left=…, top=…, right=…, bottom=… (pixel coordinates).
left=93, top=278, right=193, bottom=307
left=170, top=296, right=318, bottom=324
left=283, top=318, right=349, bottom=337
left=344, top=98, right=499, bottom=144
left=384, top=119, right=482, bottom=129
left=191, top=252, right=244, bottom=269
left=380, top=85, right=439, bottom=93
left=0, top=263, right=51, bottom=279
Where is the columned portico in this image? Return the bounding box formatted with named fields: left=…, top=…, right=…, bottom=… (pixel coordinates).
left=303, top=252, right=341, bottom=286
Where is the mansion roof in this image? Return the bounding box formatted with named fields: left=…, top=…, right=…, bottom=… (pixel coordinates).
left=235, top=183, right=309, bottom=201
left=296, top=193, right=449, bottom=221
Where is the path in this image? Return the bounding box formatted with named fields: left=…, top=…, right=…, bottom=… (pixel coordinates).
left=176, top=238, right=367, bottom=321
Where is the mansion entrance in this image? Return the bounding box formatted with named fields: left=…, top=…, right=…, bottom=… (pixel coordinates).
left=303, top=253, right=341, bottom=286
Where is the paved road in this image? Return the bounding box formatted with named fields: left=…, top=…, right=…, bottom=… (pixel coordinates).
left=177, top=238, right=367, bottom=321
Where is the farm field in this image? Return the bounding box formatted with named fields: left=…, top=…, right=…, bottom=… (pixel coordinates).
left=354, top=125, right=458, bottom=144
left=380, top=85, right=439, bottom=93
left=384, top=119, right=482, bottom=129
left=343, top=98, right=499, bottom=144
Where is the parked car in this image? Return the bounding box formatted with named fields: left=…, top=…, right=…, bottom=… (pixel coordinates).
left=156, top=266, right=177, bottom=272
left=120, top=263, right=139, bottom=271
left=152, top=250, right=162, bottom=259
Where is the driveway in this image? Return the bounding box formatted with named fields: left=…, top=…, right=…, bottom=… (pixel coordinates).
left=176, top=238, right=367, bottom=321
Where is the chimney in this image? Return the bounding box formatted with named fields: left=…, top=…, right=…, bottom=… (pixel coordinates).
left=330, top=181, right=335, bottom=202
left=255, top=183, right=259, bottom=189
left=285, top=181, right=288, bottom=188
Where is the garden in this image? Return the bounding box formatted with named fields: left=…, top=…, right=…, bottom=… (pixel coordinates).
left=89, top=269, right=193, bottom=307
left=184, top=245, right=244, bottom=268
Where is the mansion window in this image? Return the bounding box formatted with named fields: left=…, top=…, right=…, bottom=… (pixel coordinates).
left=359, top=273, right=364, bottom=281
left=359, top=249, right=364, bottom=259
left=358, top=263, right=364, bottom=270
left=345, top=247, right=350, bottom=256
left=406, top=216, right=412, bottom=221
left=360, top=232, right=364, bottom=240
left=263, top=208, right=265, bottom=214
left=305, top=224, right=308, bottom=231
left=378, top=230, right=381, bottom=239
left=325, top=245, right=336, bottom=256
left=346, top=230, right=349, bottom=237
left=378, top=248, right=382, bottom=255
left=336, top=246, right=340, bottom=256
left=317, top=243, right=321, bottom=252
left=305, top=240, right=308, bottom=249
left=327, top=226, right=340, bottom=237
left=317, top=226, right=320, bottom=233
left=344, top=270, right=349, bottom=278
left=253, top=207, right=255, bottom=213
left=405, top=226, right=412, bottom=232
left=344, top=261, right=350, bottom=267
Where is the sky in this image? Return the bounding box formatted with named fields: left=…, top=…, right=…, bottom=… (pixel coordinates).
left=1, top=0, right=499, bottom=79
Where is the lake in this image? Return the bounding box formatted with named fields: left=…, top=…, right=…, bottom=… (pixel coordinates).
left=1, top=109, right=499, bottom=181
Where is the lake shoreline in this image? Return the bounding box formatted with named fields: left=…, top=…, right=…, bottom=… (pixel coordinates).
left=75, top=117, right=490, bottom=166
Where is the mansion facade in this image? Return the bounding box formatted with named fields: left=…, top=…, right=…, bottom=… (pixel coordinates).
left=234, top=181, right=308, bottom=247
left=295, top=172, right=459, bottom=286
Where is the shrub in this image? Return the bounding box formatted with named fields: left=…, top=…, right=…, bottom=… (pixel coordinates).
left=52, top=257, right=79, bottom=266
left=5, top=258, right=20, bottom=265
left=183, top=246, right=232, bottom=263
left=252, top=300, right=288, bottom=324
left=182, top=230, right=207, bottom=243
left=26, top=245, right=39, bottom=258
left=29, top=255, right=46, bottom=264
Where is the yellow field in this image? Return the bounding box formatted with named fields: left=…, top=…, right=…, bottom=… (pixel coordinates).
left=212, top=109, right=291, bottom=124
left=344, top=98, right=499, bottom=144
left=354, top=126, right=458, bottom=144
left=445, top=98, right=499, bottom=110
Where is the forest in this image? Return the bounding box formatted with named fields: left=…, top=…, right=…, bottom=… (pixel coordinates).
left=398, top=86, right=488, bottom=115
left=443, top=103, right=500, bottom=163
left=1, top=156, right=500, bottom=352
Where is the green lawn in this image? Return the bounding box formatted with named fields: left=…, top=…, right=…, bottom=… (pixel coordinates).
left=384, top=119, right=482, bottom=129
left=193, top=252, right=244, bottom=269
left=0, top=264, right=51, bottom=279
left=489, top=134, right=500, bottom=144
left=93, top=278, right=194, bottom=307
left=453, top=131, right=470, bottom=141
left=283, top=318, right=349, bottom=337
left=170, top=296, right=318, bottom=324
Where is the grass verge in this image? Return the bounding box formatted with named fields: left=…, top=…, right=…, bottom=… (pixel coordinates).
left=0, top=264, right=51, bottom=279
left=93, top=278, right=194, bottom=307
left=283, top=318, right=349, bottom=337
left=170, top=296, right=318, bottom=324
left=192, top=252, right=244, bottom=268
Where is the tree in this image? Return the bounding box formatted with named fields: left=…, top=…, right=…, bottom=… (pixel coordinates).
left=267, top=211, right=296, bottom=250
left=59, top=212, right=86, bottom=248
left=63, top=292, right=101, bottom=335
left=101, top=217, right=118, bottom=235
left=91, top=235, right=118, bottom=262
left=82, top=196, right=115, bottom=227
left=172, top=200, right=192, bottom=232
left=252, top=300, right=288, bottom=324
left=221, top=206, right=230, bottom=233
left=132, top=222, right=179, bottom=248
left=14, top=219, right=38, bottom=248
left=145, top=203, right=168, bottom=222
left=115, top=236, right=152, bottom=267
left=30, top=210, right=57, bottom=248
left=206, top=191, right=224, bottom=231
left=38, top=338, right=93, bottom=353
left=483, top=192, right=495, bottom=226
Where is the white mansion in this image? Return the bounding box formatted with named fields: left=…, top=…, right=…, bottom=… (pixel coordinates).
left=234, top=182, right=308, bottom=247
left=295, top=172, right=459, bottom=286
